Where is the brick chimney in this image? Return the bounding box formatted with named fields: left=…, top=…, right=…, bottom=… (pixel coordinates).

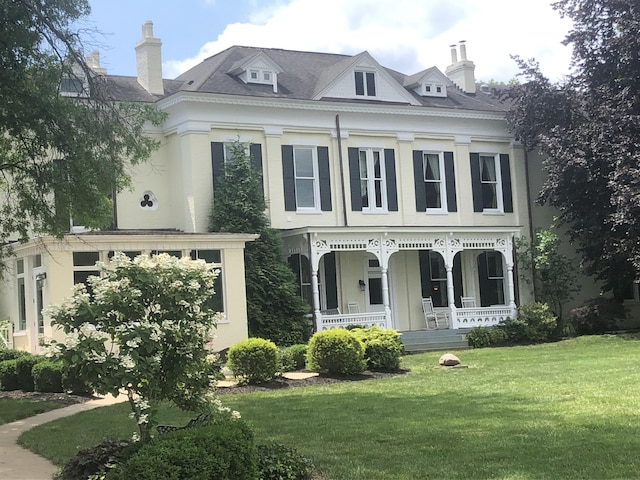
left=86, top=50, right=106, bottom=75
left=135, top=21, right=164, bottom=95
left=445, top=40, right=476, bottom=94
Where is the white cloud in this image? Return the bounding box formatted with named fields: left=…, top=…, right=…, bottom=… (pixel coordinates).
left=164, top=0, right=573, bottom=82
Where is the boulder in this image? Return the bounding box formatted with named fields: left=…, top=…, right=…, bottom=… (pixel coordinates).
left=439, top=353, right=461, bottom=366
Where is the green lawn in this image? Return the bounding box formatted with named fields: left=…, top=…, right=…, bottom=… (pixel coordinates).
left=0, top=398, right=66, bottom=425
left=20, top=334, right=640, bottom=479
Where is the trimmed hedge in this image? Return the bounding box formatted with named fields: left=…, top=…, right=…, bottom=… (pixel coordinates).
left=227, top=338, right=278, bottom=384
left=466, top=326, right=508, bottom=348
left=106, top=417, right=256, bottom=480
left=279, top=344, right=308, bottom=372
left=570, top=297, right=625, bottom=335
left=0, top=359, right=20, bottom=391
left=351, top=327, right=403, bottom=372
left=306, top=329, right=366, bottom=375
left=33, top=361, right=64, bottom=393
left=16, top=354, right=43, bottom=392
left=0, top=349, right=30, bottom=362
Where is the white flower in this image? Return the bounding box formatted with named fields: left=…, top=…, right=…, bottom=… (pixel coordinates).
left=131, top=432, right=140, bottom=442
left=231, top=411, right=241, bottom=420
left=137, top=414, right=149, bottom=425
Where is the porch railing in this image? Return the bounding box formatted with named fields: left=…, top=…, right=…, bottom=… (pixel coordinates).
left=318, top=312, right=388, bottom=331
left=451, top=306, right=515, bottom=329
left=0, top=321, right=12, bottom=349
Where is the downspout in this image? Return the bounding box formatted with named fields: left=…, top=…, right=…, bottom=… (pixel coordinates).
left=335, top=115, right=348, bottom=226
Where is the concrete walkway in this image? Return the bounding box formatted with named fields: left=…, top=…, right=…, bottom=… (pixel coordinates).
left=0, top=394, right=126, bottom=480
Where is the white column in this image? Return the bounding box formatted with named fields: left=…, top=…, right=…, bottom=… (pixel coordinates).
left=381, top=267, right=391, bottom=328
left=445, top=264, right=457, bottom=329
left=311, top=267, right=321, bottom=331
left=506, top=263, right=517, bottom=310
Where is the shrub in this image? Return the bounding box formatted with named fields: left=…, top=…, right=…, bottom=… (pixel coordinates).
left=279, top=344, right=308, bottom=372
left=58, top=439, right=140, bottom=480
left=306, top=329, right=366, bottom=375
left=106, top=417, right=256, bottom=480
left=61, top=364, right=93, bottom=395
left=570, top=297, right=624, bottom=335
left=257, top=443, right=314, bottom=480
left=33, top=361, right=64, bottom=393
left=495, top=303, right=557, bottom=345
left=351, top=327, right=403, bottom=371
left=227, top=338, right=278, bottom=384
left=466, top=326, right=508, bottom=348
left=16, top=354, right=44, bottom=391
left=0, top=359, right=20, bottom=391
left=0, top=349, right=30, bottom=362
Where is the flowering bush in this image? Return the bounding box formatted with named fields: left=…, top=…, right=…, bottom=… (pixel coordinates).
left=46, top=253, right=226, bottom=443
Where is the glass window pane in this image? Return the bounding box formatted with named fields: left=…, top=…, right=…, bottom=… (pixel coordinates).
left=17, top=260, right=24, bottom=275
left=375, top=179, right=383, bottom=207
left=482, top=184, right=498, bottom=209
left=359, top=151, right=368, bottom=179
left=300, top=255, right=311, bottom=283
left=152, top=250, right=182, bottom=258
left=480, top=156, right=496, bottom=181
left=108, top=251, right=141, bottom=260
left=361, top=180, right=369, bottom=208
left=368, top=277, right=383, bottom=305
left=73, top=251, right=99, bottom=267
left=295, top=179, right=316, bottom=207
left=355, top=71, right=364, bottom=95
left=18, top=278, right=26, bottom=330
left=373, top=151, right=381, bottom=178
left=34, top=254, right=42, bottom=267
left=426, top=182, right=441, bottom=208
left=294, top=148, right=314, bottom=177
left=366, top=72, right=376, bottom=96
left=424, top=154, right=440, bottom=180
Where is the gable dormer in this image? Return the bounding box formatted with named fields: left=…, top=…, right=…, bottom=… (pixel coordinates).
left=313, top=52, right=420, bottom=105
left=403, top=67, right=452, bottom=98
left=227, top=51, right=283, bottom=93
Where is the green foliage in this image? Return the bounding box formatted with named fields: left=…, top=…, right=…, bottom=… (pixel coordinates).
left=256, top=443, right=314, bottom=480
left=499, top=303, right=557, bottom=344
left=570, top=297, right=625, bottom=336
left=106, top=417, right=257, bottom=480
left=0, top=349, right=30, bottom=362
left=15, top=354, right=44, bottom=392
left=306, top=329, right=366, bottom=375
left=57, top=439, right=140, bottom=480
left=227, top=338, right=279, bottom=384
left=61, top=363, right=92, bottom=395
left=351, top=327, right=403, bottom=371
left=32, top=361, right=64, bottom=393
left=504, top=1, right=640, bottom=296
left=516, top=228, right=579, bottom=327
left=466, top=326, right=508, bottom=348
left=0, top=359, right=20, bottom=391
left=0, top=1, right=165, bottom=260
left=279, top=344, right=308, bottom=372
left=47, top=253, right=222, bottom=443
left=208, top=140, right=310, bottom=346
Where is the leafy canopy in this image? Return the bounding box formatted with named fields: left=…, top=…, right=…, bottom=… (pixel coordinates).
left=503, top=0, right=640, bottom=298
left=0, top=0, right=164, bottom=258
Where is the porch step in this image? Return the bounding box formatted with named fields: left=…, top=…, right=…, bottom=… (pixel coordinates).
left=400, top=329, right=471, bottom=353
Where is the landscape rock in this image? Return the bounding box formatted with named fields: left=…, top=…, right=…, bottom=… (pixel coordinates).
left=439, top=353, right=461, bottom=366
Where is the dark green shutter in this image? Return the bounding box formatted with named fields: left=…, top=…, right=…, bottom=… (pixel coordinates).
left=384, top=149, right=398, bottom=211
left=413, top=150, right=426, bottom=212
left=317, top=146, right=332, bottom=211
left=323, top=252, right=338, bottom=309
left=250, top=143, right=263, bottom=199
left=282, top=145, right=296, bottom=211
left=500, top=154, right=513, bottom=213
left=444, top=151, right=457, bottom=212
left=348, top=147, right=362, bottom=211
left=470, top=153, right=482, bottom=212
left=211, top=142, right=224, bottom=188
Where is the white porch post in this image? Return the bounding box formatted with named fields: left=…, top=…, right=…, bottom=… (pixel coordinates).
left=381, top=266, right=391, bottom=329
left=311, top=267, right=321, bottom=330
left=506, top=262, right=517, bottom=310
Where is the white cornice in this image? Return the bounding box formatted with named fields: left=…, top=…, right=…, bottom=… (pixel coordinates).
left=158, top=92, right=507, bottom=121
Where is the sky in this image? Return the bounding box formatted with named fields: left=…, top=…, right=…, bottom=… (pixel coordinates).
left=83, top=0, right=574, bottom=83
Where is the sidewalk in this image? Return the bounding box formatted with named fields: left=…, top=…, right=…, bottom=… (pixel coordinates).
left=0, top=394, right=125, bottom=480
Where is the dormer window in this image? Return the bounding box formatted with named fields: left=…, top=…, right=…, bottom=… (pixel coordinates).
left=355, top=71, right=376, bottom=97
left=250, top=70, right=259, bottom=80
left=263, top=72, right=271, bottom=81
left=423, top=82, right=446, bottom=98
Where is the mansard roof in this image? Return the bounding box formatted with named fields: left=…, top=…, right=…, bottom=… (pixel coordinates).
left=105, top=46, right=507, bottom=113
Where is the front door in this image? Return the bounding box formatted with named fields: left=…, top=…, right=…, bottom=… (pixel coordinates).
left=366, top=257, right=384, bottom=312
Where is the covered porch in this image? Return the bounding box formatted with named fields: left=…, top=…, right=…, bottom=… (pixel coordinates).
left=283, top=227, right=519, bottom=332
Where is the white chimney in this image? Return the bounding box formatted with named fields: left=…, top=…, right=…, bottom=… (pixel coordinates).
left=86, top=50, right=106, bottom=75
left=445, top=40, right=476, bottom=94
left=135, top=21, right=164, bottom=95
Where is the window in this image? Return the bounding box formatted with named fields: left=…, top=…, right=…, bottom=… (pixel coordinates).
left=413, top=150, right=456, bottom=213
left=263, top=72, right=271, bottom=81
left=359, top=148, right=386, bottom=211
left=293, top=147, right=320, bottom=210
left=480, top=155, right=502, bottom=211
left=250, top=70, right=258, bottom=80
left=282, top=145, right=332, bottom=212
left=478, top=251, right=505, bottom=307
left=223, top=142, right=250, bottom=168
left=471, top=153, right=513, bottom=213
left=355, top=71, right=376, bottom=96
left=423, top=153, right=446, bottom=211
left=288, top=254, right=313, bottom=307
left=16, top=260, right=26, bottom=331
left=72, top=251, right=100, bottom=288
left=191, top=250, right=224, bottom=314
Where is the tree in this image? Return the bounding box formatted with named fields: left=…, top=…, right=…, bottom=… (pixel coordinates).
left=0, top=0, right=163, bottom=262
left=516, top=227, right=579, bottom=331
left=503, top=0, right=640, bottom=299
left=209, top=141, right=310, bottom=346
left=46, top=253, right=237, bottom=443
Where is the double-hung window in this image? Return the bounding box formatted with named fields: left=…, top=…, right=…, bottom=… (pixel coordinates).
left=293, top=147, right=320, bottom=211
left=16, top=260, right=26, bottom=331
left=355, top=71, right=376, bottom=97
left=470, top=153, right=513, bottom=214
left=423, top=152, right=446, bottom=212
left=359, top=148, right=386, bottom=212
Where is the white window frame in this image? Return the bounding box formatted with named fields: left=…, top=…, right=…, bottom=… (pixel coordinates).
left=479, top=153, right=504, bottom=213
left=293, top=146, right=321, bottom=213
left=423, top=151, right=447, bottom=214
left=355, top=70, right=377, bottom=97
left=359, top=148, right=387, bottom=213
left=16, top=259, right=26, bottom=332
left=223, top=142, right=250, bottom=170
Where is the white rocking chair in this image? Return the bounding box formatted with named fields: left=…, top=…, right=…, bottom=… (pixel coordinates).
left=422, top=297, right=448, bottom=329
left=461, top=296, right=476, bottom=308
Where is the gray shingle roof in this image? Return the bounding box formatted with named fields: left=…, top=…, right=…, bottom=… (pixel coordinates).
left=106, top=45, right=508, bottom=113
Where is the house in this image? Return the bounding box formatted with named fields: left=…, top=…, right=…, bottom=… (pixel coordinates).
left=1, top=22, right=539, bottom=352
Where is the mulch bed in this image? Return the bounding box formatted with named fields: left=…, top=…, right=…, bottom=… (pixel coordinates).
left=0, top=390, right=97, bottom=406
